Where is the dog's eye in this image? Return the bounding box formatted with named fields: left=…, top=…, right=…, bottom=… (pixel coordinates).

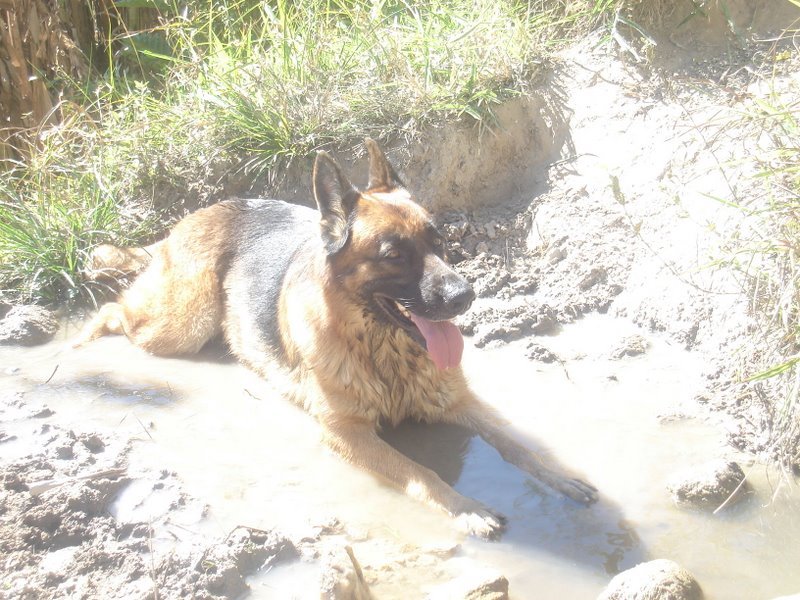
left=382, top=248, right=402, bottom=261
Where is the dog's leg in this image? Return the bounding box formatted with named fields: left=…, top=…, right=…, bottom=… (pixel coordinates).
left=75, top=242, right=222, bottom=355
left=322, top=417, right=507, bottom=539
left=445, top=397, right=598, bottom=505
left=71, top=302, right=129, bottom=348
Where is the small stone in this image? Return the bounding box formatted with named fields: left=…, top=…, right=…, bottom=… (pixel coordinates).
left=422, top=542, right=461, bottom=558
left=525, top=343, right=558, bottom=363
left=0, top=306, right=59, bottom=346
left=56, top=445, right=74, bottom=459
left=579, top=266, right=607, bottom=291
left=198, top=526, right=297, bottom=598
left=597, top=559, right=703, bottom=600
left=426, top=566, right=509, bottom=600
left=610, top=335, right=649, bottom=359
left=547, top=247, right=566, bottom=264
left=667, top=459, right=750, bottom=510
left=529, top=309, right=558, bottom=335
left=81, top=434, right=106, bottom=453
left=474, top=324, right=522, bottom=348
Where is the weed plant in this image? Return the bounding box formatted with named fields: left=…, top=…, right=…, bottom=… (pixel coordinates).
left=739, top=63, right=800, bottom=466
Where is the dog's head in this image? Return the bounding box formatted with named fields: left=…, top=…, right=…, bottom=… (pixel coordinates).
left=312, top=139, right=475, bottom=370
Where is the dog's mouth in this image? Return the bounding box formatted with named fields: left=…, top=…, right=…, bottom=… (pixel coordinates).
left=374, top=295, right=464, bottom=370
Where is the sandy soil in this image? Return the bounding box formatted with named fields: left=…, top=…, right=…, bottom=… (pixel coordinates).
left=2, top=2, right=800, bottom=599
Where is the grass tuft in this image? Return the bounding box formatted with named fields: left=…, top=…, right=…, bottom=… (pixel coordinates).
left=0, top=105, right=163, bottom=304
left=719, top=47, right=800, bottom=466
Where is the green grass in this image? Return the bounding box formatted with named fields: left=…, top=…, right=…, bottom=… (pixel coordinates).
left=0, top=108, right=163, bottom=304
left=742, top=73, right=799, bottom=364
left=161, top=0, right=554, bottom=175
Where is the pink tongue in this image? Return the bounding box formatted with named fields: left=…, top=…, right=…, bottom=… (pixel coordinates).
left=408, top=314, right=464, bottom=370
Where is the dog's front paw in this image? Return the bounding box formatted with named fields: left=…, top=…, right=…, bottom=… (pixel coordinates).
left=550, top=474, right=599, bottom=505
left=453, top=500, right=507, bottom=540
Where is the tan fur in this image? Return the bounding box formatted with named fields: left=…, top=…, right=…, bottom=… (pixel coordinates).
left=75, top=202, right=238, bottom=355
left=75, top=141, right=597, bottom=538
left=84, top=242, right=161, bottom=281
left=274, top=192, right=463, bottom=425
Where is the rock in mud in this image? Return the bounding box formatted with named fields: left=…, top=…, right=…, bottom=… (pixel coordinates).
left=547, top=246, right=567, bottom=264
left=319, top=544, right=374, bottom=600
left=579, top=266, right=608, bottom=291
left=525, top=342, right=559, bottom=363
left=0, top=305, right=59, bottom=346
left=610, top=335, right=649, bottom=359
left=426, top=565, right=509, bottom=600
left=190, top=526, right=297, bottom=598
left=0, top=438, right=143, bottom=599
left=597, top=559, right=704, bottom=600
left=149, top=526, right=297, bottom=599
left=465, top=304, right=558, bottom=348
left=666, top=459, right=751, bottom=510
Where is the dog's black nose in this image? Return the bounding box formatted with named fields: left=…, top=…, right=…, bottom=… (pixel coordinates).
left=447, top=284, right=476, bottom=316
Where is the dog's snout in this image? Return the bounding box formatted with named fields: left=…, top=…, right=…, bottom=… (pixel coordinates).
left=421, top=253, right=476, bottom=318
left=447, top=283, right=475, bottom=315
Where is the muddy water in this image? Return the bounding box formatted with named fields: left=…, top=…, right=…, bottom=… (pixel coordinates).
left=1, top=314, right=799, bottom=599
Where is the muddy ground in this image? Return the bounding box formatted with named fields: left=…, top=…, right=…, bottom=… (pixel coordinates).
left=2, top=2, right=800, bottom=599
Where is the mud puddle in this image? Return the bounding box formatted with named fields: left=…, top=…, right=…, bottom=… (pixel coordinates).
left=1, top=314, right=799, bottom=598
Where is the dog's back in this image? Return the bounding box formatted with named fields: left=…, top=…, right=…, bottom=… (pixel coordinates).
left=222, top=199, right=318, bottom=369
left=76, top=198, right=317, bottom=358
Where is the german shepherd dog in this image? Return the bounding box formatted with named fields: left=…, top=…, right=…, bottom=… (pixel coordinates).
left=75, top=139, right=597, bottom=538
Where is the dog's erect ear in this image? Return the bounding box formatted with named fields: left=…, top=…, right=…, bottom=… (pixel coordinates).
left=365, top=138, right=404, bottom=191
left=313, top=151, right=359, bottom=255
